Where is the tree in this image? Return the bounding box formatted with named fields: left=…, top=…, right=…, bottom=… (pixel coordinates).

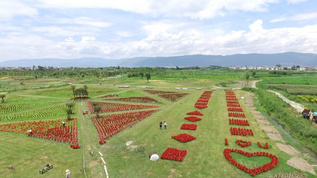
left=71, top=85, right=76, bottom=92
left=146, top=73, right=151, bottom=83
left=251, top=70, right=256, bottom=78
left=66, top=108, right=73, bottom=120
left=91, top=102, right=101, bottom=117
left=71, top=85, right=76, bottom=98
left=0, top=94, right=5, bottom=103
left=66, top=103, right=75, bottom=110
left=94, top=106, right=102, bottom=118
left=83, top=85, right=88, bottom=90
left=276, top=64, right=281, bottom=67
left=245, top=72, right=250, bottom=87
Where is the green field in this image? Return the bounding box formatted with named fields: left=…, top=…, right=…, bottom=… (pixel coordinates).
left=0, top=69, right=317, bottom=177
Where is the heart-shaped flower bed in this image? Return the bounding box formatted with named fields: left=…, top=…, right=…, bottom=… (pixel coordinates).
left=187, top=111, right=203, bottom=116
left=185, top=116, right=202, bottom=122
left=161, top=147, right=187, bottom=161
left=172, top=133, right=196, bottom=143
left=224, top=148, right=279, bottom=176
left=258, top=142, right=269, bottom=149
left=236, top=140, right=251, bottom=148
left=180, top=124, right=197, bottom=130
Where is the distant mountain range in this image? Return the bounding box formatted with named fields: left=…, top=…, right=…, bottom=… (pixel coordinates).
left=1, top=52, right=317, bottom=67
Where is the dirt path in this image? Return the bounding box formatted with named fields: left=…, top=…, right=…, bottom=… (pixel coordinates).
left=250, top=80, right=305, bottom=113
left=267, top=90, right=305, bottom=113
left=244, top=91, right=316, bottom=175
left=251, top=80, right=261, bottom=89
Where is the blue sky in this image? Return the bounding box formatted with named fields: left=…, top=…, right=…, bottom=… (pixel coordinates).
left=0, top=0, right=317, bottom=61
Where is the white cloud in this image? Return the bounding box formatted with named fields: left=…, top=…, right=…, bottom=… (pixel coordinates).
left=115, top=31, right=134, bottom=37
left=1, top=19, right=317, bottom=61
left=287, top=0, right=307, bottom=4
left=80, top=36, right=96, bottom=43
left=0, top=1, right=38, bottom=21
left=55, top=17, right=111, bottom=28
left=271, top=12, right=317, bottom=22
left=65, top=37, right=75, bottom=42
left=38, top=0, right=279, bottom=19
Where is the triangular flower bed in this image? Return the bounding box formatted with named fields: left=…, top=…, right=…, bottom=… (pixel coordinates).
left=0, top=118, right=80, bottom=149
left=172, top=133, right=196, bottom=143
left=161, top=147, right=187, bottom=161
left=186, top=111, right=203, bottom=116
left=91, top=110, right=159, bottom=144
left=87, top=101, right=158, bottom=113
left=181, top=124, right=197, bottom=130
left=185, top=116, right=202, bottom=122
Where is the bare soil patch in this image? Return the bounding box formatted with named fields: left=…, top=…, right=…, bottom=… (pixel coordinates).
left=88, top=161, right=99, bottom=168
left=276, top=143, right=300, bottom=156
left=270, top=172, right=307, bottom=178
left=287, top=157, right=316, bottom=175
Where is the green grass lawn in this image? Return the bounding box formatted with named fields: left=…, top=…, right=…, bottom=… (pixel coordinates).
left=0, top=79, right=315, bottom=177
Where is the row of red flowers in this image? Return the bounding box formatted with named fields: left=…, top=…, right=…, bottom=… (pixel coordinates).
left=106, top=96, right=158, bottom=103
left=230, top=127, right=254, bottom=136
left=227, top=104, right=241, bottom=107
left=0, top=118, right=80, bottom=149
left=172, top=133, right=196, bottom=143
left=227, top=100, right=239, bottom=104
left=181, top=124, right=197, bottom=130
left=161, top=148, right=187, bottom=161
left=224, top=148, right=279, bottom=176
left=236, top=140, right=252, bottom=147
left=195, top=102, right=208, bottom=106
left=187, top=110, right=203, bottom=116
left=229, top=118, right=249, bottom=126
left=228, top=108, right=244, bottom=112
left=144, top=90, right=188, bottom=101
left=195, top=91, right=212, bottom=109
left=185, top=116, right=202, bottom=122
left=87, top=101, right=158, bottom=114
left=226, top=97, right=238, bottom=100
left=91, top=110, right=159, bottom=145
left=228, top=113, right=246, bottom=118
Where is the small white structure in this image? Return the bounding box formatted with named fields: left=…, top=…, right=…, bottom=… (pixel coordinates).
left=150, top=154, right=159, bottom=161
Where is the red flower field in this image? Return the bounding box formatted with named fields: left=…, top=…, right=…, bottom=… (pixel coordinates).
left=91, top=110, right=159, bottom=144
left=161, top=147, right=187, bottom=161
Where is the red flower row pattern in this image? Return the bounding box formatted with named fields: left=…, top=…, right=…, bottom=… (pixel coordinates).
left=228, top=113, right=246, bottom=118
left=161, top=148, right=187, bottom=161
left=106, top=96, right=158, bottom=103
left=181, top=124, right=197, bottom=130
left=184, top=116, right=202, bottom=122
left=229, top=118, right=249, bottom=126
left=228, top=108, right=244, bottom=112
left=91, top=110, right=159, bottom=144
left=172, top=133, right=196, bottom=143
left=87, top=101, right=158, bottom=114
left=230, top=127, right=254, bottom=136
left=0, top=118, right=80, bottom=149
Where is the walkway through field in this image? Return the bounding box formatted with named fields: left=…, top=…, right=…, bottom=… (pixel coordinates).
left=251, top=80, right=305, bottom=113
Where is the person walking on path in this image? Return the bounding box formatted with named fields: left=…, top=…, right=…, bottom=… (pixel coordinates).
left=164, top=121, right=167, bottom=129
left=159, top=122, right=162, bottom=129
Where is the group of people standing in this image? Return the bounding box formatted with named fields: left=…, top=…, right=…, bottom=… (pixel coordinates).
left=159, top=121, right=167, bottom=129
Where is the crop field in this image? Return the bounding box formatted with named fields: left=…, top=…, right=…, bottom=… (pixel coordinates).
left=0, top=70, right=317, bottom=178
